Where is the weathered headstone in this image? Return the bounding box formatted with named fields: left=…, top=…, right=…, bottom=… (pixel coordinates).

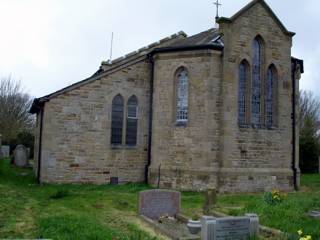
left=203, top=188, right=217, bottom=215
left=201, top=214, right=259, bottom=240
left=13, top=145, right=28, bottom=167
left=1, top=146, right=10, bottom=158
left=139, top=189, right=180, bottom=219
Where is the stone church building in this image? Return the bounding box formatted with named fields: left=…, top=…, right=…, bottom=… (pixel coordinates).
left=30, top=0, right=304, bottom=192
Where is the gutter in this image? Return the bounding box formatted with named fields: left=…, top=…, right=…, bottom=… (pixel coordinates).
left=145, top=54, right=155, bottom=183
left=37, top=104, right=45, bottom=184
left=291, top=60, right=298, bottom=191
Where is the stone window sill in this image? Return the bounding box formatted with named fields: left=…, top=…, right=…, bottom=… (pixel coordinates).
left=175, top=121, right=188, bottom=127
left=111, top=144, right=138, bottom=150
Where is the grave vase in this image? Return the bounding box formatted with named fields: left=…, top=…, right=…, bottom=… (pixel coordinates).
left=187, top=220, right=201, bottom=234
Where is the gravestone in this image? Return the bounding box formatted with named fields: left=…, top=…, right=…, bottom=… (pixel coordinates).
left=1, top=146, right=10, bottom=158
left=203, top=188, right=217, bottom=215
left=201, top=214, right=259, bottom=240
left=13, top=145, right=28, bottom=167
left=139, top=189, right=180, bottom=219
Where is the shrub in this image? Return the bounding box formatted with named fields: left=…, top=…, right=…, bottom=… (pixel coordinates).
left=263, top=189, right=287, bottom=205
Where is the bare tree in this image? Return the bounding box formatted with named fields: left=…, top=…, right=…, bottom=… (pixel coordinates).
left=299, top=90, right=320, bottom=173
left=299, top=90, right=320, bottom=131
left=0, top=76, right=34, bottom=142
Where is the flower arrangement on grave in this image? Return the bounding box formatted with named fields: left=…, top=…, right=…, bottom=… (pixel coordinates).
left=263, top=189, right=287, bottom=205
left=298, top=229, right=312, bottom=240
left=158, top=214, right=175, bottom=223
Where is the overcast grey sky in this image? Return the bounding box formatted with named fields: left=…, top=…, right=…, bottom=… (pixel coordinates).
left=0, top=0, right=317, bottom=98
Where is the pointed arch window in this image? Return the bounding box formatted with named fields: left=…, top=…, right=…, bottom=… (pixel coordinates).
left=176, top=68, right=189, bottom=123
left=266, top=65, right=277, bottom=128
left=111, top=94, right=124, bottom=145
left=252, top=37, right=263, bottom=127
left=238, top=60, right=249, bottom=126
left=126, top=95, right=138, bottom=146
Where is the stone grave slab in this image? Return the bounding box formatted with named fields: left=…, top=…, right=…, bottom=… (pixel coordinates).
left=139, top=189, right=180, bottom=220
left=13, top=145, right=28, bottom=167
left=201, top=214, right=259, bottom=240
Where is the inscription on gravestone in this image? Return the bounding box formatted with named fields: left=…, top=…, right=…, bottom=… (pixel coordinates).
left=216, top=217, right=250, bottom=239
left=139, top=189, right=180, bottom=219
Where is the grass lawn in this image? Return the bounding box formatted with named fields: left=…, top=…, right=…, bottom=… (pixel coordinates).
left=1, top=158, right=320, bottom=239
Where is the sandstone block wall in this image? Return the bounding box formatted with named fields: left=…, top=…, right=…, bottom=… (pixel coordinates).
left=149, top=50, right=223, bottom=190
left=218, top=1, right=297, bottom=192
left=37, top=60, right=151, bottom=184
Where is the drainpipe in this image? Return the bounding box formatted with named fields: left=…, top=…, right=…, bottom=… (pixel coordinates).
left=291, top=60, right=298, bottom=191
left=37, top=105, right=44, bottom=184
left=145, top=54, right=154, bottom=183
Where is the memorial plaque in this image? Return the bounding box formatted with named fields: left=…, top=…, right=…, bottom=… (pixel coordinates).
left=216, top=217, right=250, bottom=240
left=139, top=189, right=180, bottom=219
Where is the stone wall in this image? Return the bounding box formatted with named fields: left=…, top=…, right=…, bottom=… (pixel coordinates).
left=38, top=59, right=151, bottom=184
left=149, top=49, right=223, bottom=190
left=218, top=1, right=297, bottom=192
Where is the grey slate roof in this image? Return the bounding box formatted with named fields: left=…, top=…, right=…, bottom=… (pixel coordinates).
left=166, top=28, right=222, bottom=48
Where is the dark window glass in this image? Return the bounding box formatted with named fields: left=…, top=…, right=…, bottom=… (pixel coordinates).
left=252, top=38, right=262, bottom=126
left=176, top=69, right=188, bottom=122
left=111, top=94, right=124, bottom=145
left=238, top=62, right=247, bottom=125
left=126, top=95, right=138, bottom=145
left=266, top=66, right=276, bottom=128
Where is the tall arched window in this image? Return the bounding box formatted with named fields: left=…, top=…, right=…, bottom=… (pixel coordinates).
left=111, top=94, right=124, bottom=145
left=252, top=37, right=263, bottom=127
left=126, top=95, right=138, bottom=146
left=266, top=65, right=277, bottom=128
left=238, top=60, right=249, bottom=126
left=176, top=67, right=189, bottom=124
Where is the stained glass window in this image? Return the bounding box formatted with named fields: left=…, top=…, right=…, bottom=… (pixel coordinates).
left=266, top=65, right=276, bottom=128
left=111, top=94, right=124, bottom=145
left=238, top=61, right=248, bottom=126
left=126, top=95, right=138, bottom=146
left=252, top=38, right=262, bottom=127
left=176, top=68, right=189, bottom=123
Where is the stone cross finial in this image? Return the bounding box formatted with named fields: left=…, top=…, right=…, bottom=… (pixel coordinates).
left=214, top=0, right=222, bottom=21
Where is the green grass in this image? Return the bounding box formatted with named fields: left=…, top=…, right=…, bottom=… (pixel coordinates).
left=1, top=158, right=320, bottom=239
left=0, top=159, right=159, bottom=239
left=180, top=175, right=320, bottom=239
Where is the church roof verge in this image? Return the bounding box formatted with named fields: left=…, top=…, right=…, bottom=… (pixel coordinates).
left=217, top=0, right=295, bottom=37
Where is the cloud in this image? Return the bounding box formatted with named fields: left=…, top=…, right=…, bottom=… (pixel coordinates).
left=0, top=0, right=317, bottom=97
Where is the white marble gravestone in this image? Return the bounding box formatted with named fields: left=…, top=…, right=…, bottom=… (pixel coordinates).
left=13, top=145, right=28, bottom=167
left=201, top=214, right=259, bottom=240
